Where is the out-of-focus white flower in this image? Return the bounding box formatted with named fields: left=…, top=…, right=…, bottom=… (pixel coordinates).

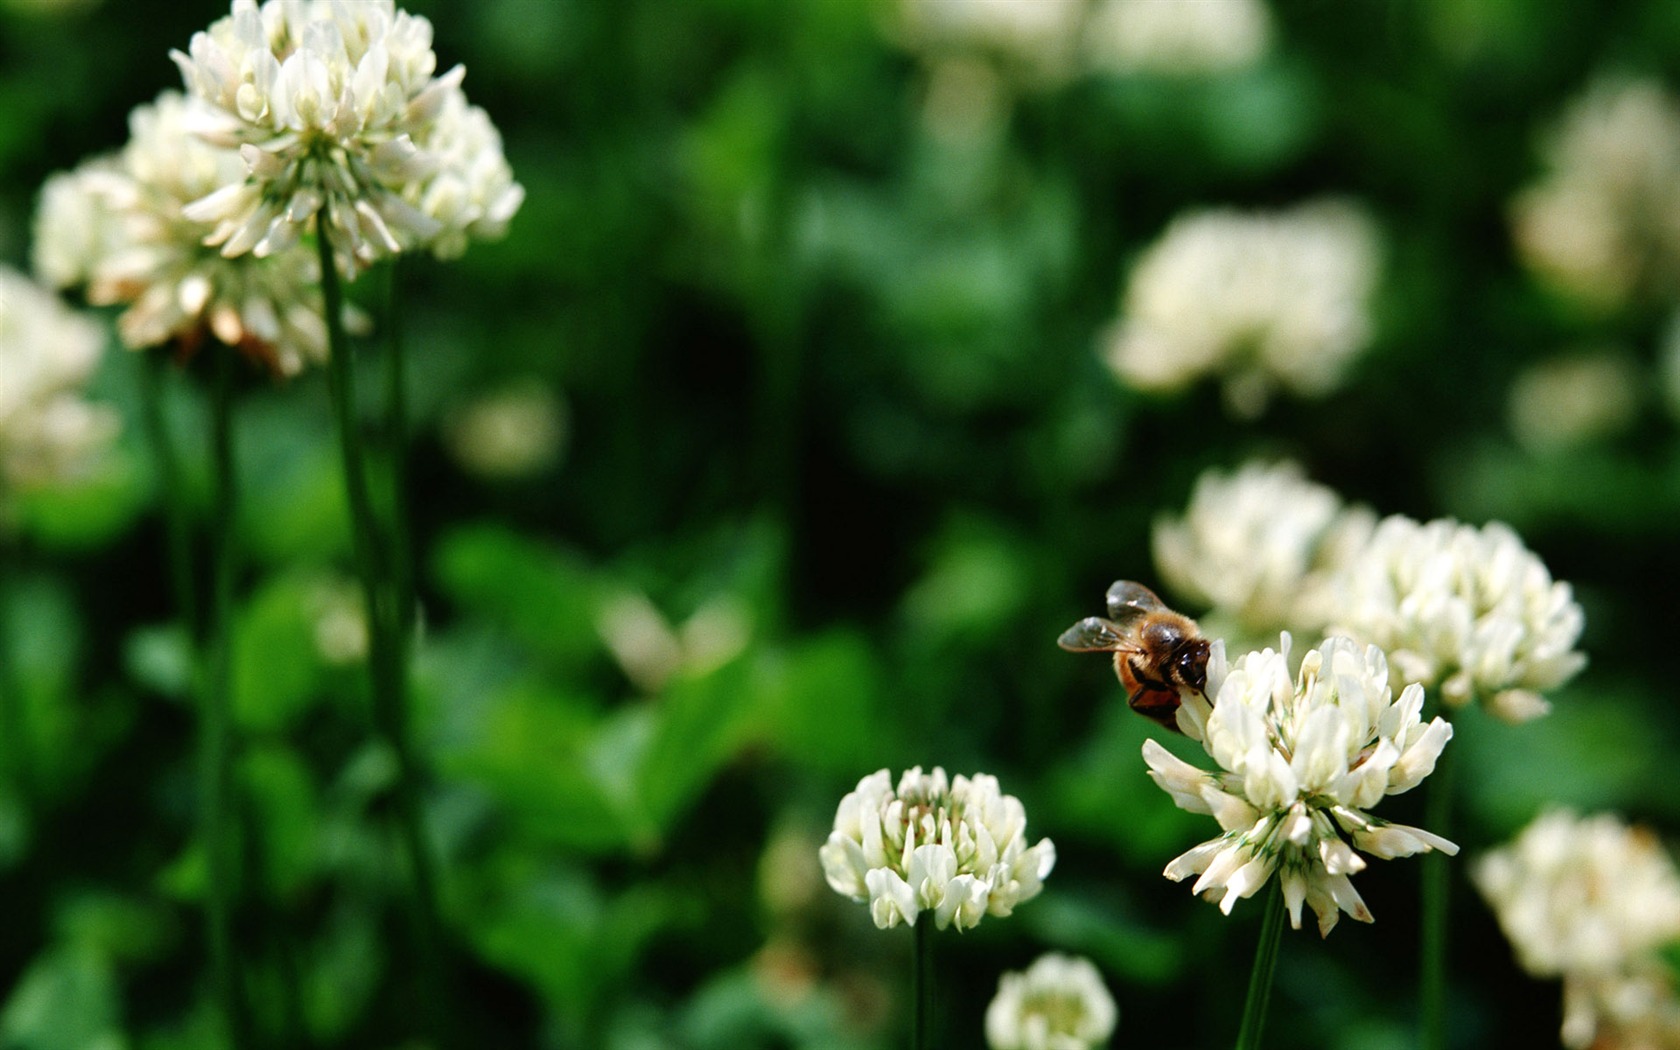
left=1507, top=351, right=1641, bottom=454
left=1319, top=516, right=1586, bottom=724
left=442, top=383, right=566, bottom=481
left=898, top=0, right=1086, bottom=83
left=985, top=952, right=1117, bottom=1050
left=1102, top=200, right=1382, bottom=418
left=1474, top=810, right=1680, bottom=1049
left=820, top=766, right=1055, bottom=931
left=1083, top=0, right=1272, bottom=77
left=307, top=575, right=368, bottom=665
left=1145, top=635, right=1456, bottom=936
left=0, top=267, right=118, bottom=497
left=32, top=163, right=126, bottom=292
left=404, top=87, right=523, bottom=260
left=172, top=0, right=517, bottom=273
left=1511, top=77, right=1680, bottom=312
left=1154, top=460, right=1374, bottom=639
left=596, top=590, right=752, bottom=693
left=34, top=91, right=338, bottom=375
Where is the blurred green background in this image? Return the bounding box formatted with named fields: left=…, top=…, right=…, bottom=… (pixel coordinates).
left=3, top=0, right=1680, bottom=1047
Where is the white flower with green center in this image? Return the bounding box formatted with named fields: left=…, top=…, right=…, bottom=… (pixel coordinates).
left=985, top=952, right=1117, bottom=1050
left=35, top=91, right=339, bottom=375
left=1153, top=460, right=1374, bottom=640
left=1321, top=516, right=1586, bottom=724
left=1476, top=811, right=1680, bottom=1049
left=0, top=267, right=117, bottom=498
left=1101, top=200, right=1381, bottom=418
left=1145, top=635, right=1456, bottom=936
left=171, top=0, right=491, bottom=272
left=820, top=766, right=1055, bottom=931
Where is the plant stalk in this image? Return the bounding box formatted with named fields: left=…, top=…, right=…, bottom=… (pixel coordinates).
left=1235, top=880, right=1286, bottom=1050
left=316, top=219, right=446, bottom=1042
left=204, top=346, right=252, bottom=1049
left=1421, top=723, right=1458, bottom=1050
left=912, top=920, right=933, bottom=1050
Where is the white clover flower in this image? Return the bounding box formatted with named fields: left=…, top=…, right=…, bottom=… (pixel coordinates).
left=1474, top=811, right=1680, bottom=1049
left=1320, top=516, right=1586, bottom=724
left=898, top=0, right=1086, bottom=83
left=820, top=766, right=1055, bottom=931
left=171, top=0, right=515, bottom=273
left=1144, top=635, right=1456, bottom=937
left=1506, top=351, right=1640, bottom=454
left=985, top=952, right=1117, bottom=1050
left=1102, top=199, right=1382, bottom=417
left=1083, top=0, right=1272, bottom=77
left=31, top=163, right=126, bottom=292
left=0, top=267, right=118, bottom=498
left=1512, top=76, right=1680, bottom=312
left=404, top=87, right=523, bottom=260
left=441, top=382, right=566, bottom=481
left=34, top=91, right=338, bottom=375
left=1153, top=460, right=1374, bottom=639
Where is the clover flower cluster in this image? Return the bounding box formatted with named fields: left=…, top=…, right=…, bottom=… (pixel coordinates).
left=820, top=766, right=1055, bottom=931
left=1475, top=810, right=1680, bottom=1049
left=1153, top=460, right=1374, bottom=642
left=34, top=91, right=335, bottom=374
left=897, top=0, right=1270, bottom=86
left=1511, top=76, right=1680, bottom=312
left=1144, top=635, right=1456, bottom=936
left=1321, top=517, right=1587, bottom=725
left=171, top=0, right=521, bottom=274
left=1101, top=200, right=1381, bottom=417
left=0, top=267, right=117, bottom=499
left=985, top=952, right=1117, bottom=1050
left=1152, top=460, right=1587, bottom=724
left=1082, top=0, right=1272, bottom=77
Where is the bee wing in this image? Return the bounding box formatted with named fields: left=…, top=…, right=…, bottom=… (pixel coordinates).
left=1057, top=616, right=1127, bottom=652
left=1105, top=580, right=1167, bottom=625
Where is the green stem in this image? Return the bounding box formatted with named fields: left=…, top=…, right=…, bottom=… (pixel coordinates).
left=138, top=350, right=199, bottom=638
left=1235, top=880, right=1286, bottom=1050
left=382, top=260, right=414, bottom=642
left=204, top=347, right=252, bottom=1049
left=1421, top=725, right=1457, bottom=1050
left=317, top=219, right=447, bottom=1043
left=0, top=543, right=36, bottom=803
left=912, top=920, right=933, bottom=1050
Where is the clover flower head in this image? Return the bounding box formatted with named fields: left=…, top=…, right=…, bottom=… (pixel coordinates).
left=1102, top=199, right=1381, bottom=417
left=985, top=952, right=1117, bottom=1050
left=405, top=86, right=524, bottom=260
left=1145, top=635, right=1456, bottom=936
left=1153, top=460, right=1374, bottom=639
left=34, top=91, right=340, bottom=375
left=1511, top=76, right=1680, bottom=312
left=0, top=267, right=118, bottom=498
left=898, top=0, right=1086, bottom=83
left=1321, top=516, right=1586, bottom=723
left=1475, top=810, right=1680, bottom=1049
left=171, top=0, right=512, bottom=274
left=1083, top=0, right=1272, bottom=77
left=819, top=766, right=1055, bottom=931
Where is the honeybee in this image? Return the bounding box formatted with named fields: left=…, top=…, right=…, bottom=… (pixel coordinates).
left=1058, top=580, right=1210, bottom=731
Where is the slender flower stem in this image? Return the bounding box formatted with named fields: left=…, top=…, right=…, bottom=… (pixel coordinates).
left=204, top=347, right=252, bottom=1050
left=912, top=920, right=933, bottom=1050
left=138, top=350, right=198, bottom=637
left=1236, top=880, right=1286, bottom=1050
left=1421, top=721, right=1458, bottom=1050
left=0, top=542, right=36, bottom=803
left=316, top=218, right=447, bottom=1042
left=382, top=259, right=414, bottom=642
